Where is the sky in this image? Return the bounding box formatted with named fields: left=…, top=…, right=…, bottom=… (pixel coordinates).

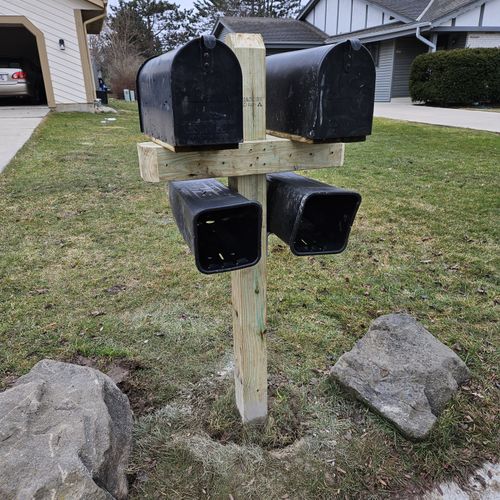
left=107, top=0, right=196, bottom=12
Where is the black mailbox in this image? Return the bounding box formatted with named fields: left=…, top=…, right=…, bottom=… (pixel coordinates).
left=137, top=35, right=243, bottom=151
left=168, top=180, right=262, bottom=274
left=266, top=39, right=375, bottom=143
left=267, top=173, right=361, bottom=255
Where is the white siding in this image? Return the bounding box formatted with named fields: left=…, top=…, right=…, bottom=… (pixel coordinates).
left=0, top=0, right=96, bottom=105
left=374, top=40, right=394, bottom=102
left=324, top=0, right=338, bottom=34
left=367, top=4, right=383, bottom=27
left=391, top=37, right=427, bottom=98
left=315, top=0, right=327, bottom=31
left=351, top=0, right=366, bottom=30
left=454, top=6, right=481, bottom=26
left=307, top=0, right=397, bottom=36
left=483, top=0, right=500, bottom=26
left=337, top=0, right=352, bottom=34
left=467, top=32, right=500, bottom=47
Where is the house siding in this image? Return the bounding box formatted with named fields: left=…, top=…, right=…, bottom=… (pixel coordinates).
left=454, top=6, right=481, bottom=26
left=438, top=0, right=500, bottom=28
left=466, top=32, right=500, bottom=47
left=483, top=0, right=500, bottom=26
left=306, top=0, right=396, bottom=37
left=391, top=37, right=427, bottom=98
left=373, top=40, right=394, bottom=102
left=0, top=0, right=96, bottom=106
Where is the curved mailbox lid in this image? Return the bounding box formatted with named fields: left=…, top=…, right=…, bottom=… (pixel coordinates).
left=266, top=39, right=375, bottom=143
left=137, top=36, right=243, bottom=150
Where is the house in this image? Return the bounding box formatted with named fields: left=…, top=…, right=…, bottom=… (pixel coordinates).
left=302, top=0, right=500, bottom=101
left=212, top=16, right=327, bottom=54
left=0, top=0, right=107, bottom=111
left=214, top=0, right=500, bottom=101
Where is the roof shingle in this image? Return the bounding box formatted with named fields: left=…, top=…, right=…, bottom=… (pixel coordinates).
left=324, top=21, right=410, bottom=43
left=420, top=0, right=479, bottom=22
left=368, top=0, right=431, bottom=20
left=218, top=16, right=327, bottom=44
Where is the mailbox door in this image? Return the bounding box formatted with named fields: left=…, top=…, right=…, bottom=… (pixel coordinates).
left=317, top=39, right=375, bottom=141
left=171, top=37, right=243, bottom=149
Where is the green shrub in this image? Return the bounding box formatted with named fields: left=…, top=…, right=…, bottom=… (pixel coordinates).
left=409, top=48, right=500, bottom=106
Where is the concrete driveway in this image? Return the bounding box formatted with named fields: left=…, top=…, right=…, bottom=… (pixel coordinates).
left=374, top=98, right=500, bottom=133
left=0, top=106, right=50, bottom=173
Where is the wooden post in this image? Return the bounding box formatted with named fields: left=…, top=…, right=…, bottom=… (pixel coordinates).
left=225, top=33, right=268, bottom=423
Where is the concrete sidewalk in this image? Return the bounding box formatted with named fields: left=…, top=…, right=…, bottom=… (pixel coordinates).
left=374, top=98, right=500, bottom=133
left=0, top=106, right=50, bottom=173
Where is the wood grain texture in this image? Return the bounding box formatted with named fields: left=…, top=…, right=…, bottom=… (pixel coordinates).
left=137, top=138, right=344, bottom=183
left=267, top=129, right=315, bottom=143
left=226, top=33, right=268, bottom=423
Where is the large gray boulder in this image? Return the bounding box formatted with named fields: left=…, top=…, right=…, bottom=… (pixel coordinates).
left=0, top=359, right=133, bottom=499
left=330, top=314, right=470, bottom=440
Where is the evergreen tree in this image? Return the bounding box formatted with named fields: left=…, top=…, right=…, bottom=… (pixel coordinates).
left=124, top=0, right=199, bottom=52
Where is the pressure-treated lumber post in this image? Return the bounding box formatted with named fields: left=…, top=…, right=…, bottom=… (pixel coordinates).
left=225, top=33, right=267, bottom=423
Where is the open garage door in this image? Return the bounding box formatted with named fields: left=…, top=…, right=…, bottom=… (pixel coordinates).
left=0, top=22, right=52, bottom=107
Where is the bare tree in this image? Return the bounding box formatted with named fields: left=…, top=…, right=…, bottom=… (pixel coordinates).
left=95, top=0, right=198, bottom=97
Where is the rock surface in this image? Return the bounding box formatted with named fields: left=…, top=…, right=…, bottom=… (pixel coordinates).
left=0, top=359, right=133, bottom=499
left=423, top=462, right=500, bottom=499
left=330, top=314, right=470, bottom=439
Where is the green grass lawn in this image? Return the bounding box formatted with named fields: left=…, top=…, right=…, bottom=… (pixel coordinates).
left=0, top=100, right=498, bottom=498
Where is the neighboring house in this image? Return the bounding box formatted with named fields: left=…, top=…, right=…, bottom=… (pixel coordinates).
left=214, top=0, right=500, bottom=101
left=303, top=0, right=500, bottom=101
left=212, top=16, right=327, bottom=54
left=0, top=0, right=106, bottom=111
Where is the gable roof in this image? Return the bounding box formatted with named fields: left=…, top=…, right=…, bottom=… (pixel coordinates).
left=368, top=0, right=430, bottom=20
left=213, top=17, right=327, bottom=46
left=324, top=21, right=405, bottom=43
left=300, top=0, right=489, bottom=24
left=299, top=0, right=423, bottom=22
left=420, top=0, right=480, bottom=22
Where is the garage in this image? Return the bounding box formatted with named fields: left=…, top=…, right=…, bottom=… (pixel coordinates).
left=0, top=25, right=47, bottom=106
left=0, top=0, right=106, bottom=112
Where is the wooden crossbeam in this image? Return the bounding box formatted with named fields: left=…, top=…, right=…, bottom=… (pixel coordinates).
left=137, top=137, right=344, bottom=183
